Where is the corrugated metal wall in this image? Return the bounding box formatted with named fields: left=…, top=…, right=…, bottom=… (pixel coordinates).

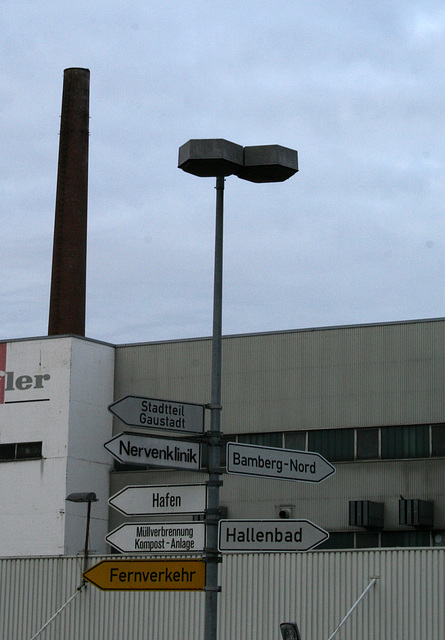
left=1, top=549, right=443, bottom=640
left=108, top=458, right=445, bottom=531
left=114, top=319, right=445, bottom=433
left=219, top=548, right=445, bottom=640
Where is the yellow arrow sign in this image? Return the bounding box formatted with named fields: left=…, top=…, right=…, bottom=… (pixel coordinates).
left=83, top=559, right=206, bottom=591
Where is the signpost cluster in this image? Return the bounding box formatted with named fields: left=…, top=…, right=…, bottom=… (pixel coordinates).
left=82, top=394, right=335, bottom=593
left=81, top=137, right=307, bottom=637
left=84, top=397, right=208, bottom=591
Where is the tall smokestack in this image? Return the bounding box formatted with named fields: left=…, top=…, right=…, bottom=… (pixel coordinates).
left=48, top=68, right=90, bottom=336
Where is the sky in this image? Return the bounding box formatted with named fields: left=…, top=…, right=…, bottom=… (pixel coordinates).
left=2, top=1, right=445, bottom=345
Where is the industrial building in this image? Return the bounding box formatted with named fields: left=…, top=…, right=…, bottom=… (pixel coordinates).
left=1, top=316, right=444, bottom=638
left=3, top=317, right=444, bottom=557
left=109, top=316, right=445, bottom=551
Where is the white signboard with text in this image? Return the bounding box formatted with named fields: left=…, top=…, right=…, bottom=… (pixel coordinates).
left=218, top=519, right=329, bottom=552
left=109, top=395, right=205, bottom=434
left=104, top=432, right=201, bottom=470
left=109, top=483, right=207, bottom=516
left=106, top=522, right=206, bottom=554
left=226, top=442, right=335, bottom=483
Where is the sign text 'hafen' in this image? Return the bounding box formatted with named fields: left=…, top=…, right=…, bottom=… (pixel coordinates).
left=108, top=483, right=207, bottom=516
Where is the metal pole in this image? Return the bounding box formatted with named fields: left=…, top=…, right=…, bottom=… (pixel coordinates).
left=204, top=175, right=225, bottom=640
left=28, top=587, right=84, bottom=640
left=83, top=499, right=92, bottom=578
left=326, top=577, right=378, bottom=640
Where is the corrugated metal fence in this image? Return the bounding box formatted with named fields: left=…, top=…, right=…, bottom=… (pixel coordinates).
left=1, top=549, right=443, bottom=640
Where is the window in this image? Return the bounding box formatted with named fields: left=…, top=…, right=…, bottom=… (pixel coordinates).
left=113, top=460, right=150, bottom=472
left=381, top=425, right=429, bottom=459
left=318, top=532, right=354, bottom=549
left=0, top=441, right=42, bottom=461
left=308, top=428, right=354, bottom=462
left=17, top=442, right=42, bottom=459
left=381, top=530, right=430, bottom=548
left=431, top=424, right=445, bottom=456
left=285, top=431, right=306, bottom=451
left=356, top=428, right=379, bottom=460
left=318, top=530, right=432, bottom=550
left=214, top=421, right=445, bottom=468
left=238, top=432, right=283, bottom=448
left=355, top=532, right=379, bottom=548
left=0, top=444, right=16, bottom=460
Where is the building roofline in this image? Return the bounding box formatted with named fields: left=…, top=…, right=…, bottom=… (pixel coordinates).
left=113, top=316, right=445, bottom=349
left=0, top=334, right=115, bottom=348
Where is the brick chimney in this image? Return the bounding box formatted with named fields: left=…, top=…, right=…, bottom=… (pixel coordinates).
left=48, top=68, right=90, bottom=336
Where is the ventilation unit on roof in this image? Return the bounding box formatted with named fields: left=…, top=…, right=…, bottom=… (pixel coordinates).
left=349, top=500, right=384, bottom=530
left=399, top=499, right=434, bottom=528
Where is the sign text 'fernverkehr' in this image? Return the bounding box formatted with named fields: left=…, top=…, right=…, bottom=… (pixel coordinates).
left=106, top=522, right=206, bottom=554
left=109, top=483, right=207, bottom=516
left=83, top=559, right=205, bottom=591
left=218, top=519, right=329, bottom=552
left=108, top=395, right=205, bottom=434
left=226, top=442, right=335, bottom=483
left=104, top=432, right=201, bottom=470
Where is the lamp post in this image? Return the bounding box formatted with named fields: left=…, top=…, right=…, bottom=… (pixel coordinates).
left=280, top=622, right=302, bottom=640
left=178, top=139, right=298, bottom=640
left=65, top=492, right=98, bottom=579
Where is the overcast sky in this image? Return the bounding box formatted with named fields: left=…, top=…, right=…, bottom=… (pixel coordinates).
left=2, top=2, right=445, bottom=344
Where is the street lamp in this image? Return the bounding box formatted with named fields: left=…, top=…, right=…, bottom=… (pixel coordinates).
left=178, top=139, right=298, bottom=640
left=65, top=492, right=98, bottom=579
left=178, top=138, right=298, bottom=182
left=280, top=622, right=302, bottom=640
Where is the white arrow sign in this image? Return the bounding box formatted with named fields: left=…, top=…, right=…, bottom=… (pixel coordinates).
left=108, top=396, right=205, bottom=434
left=109, top=484, right=207, bottom=516
left=218, top=519, right=329, bottom=552
left=226, top=442, right=335, bottom=483
left=106, top=522, right=206, bottom=554
left=104, top=432, right=201, bottom=471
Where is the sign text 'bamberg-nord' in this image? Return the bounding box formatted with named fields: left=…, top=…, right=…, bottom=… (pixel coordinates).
left=218, top=519, right=329, bottom=552
left=108, top=395, right=205, bottom=434
left=83, top=559, right=206, bottom=591
left=104, top=432, right=201, bottom=471
left=106, top=522, right=206, bottom=554
left=226, top=442, right=335, bottom=483
left=108, top=483, right=207, bottom=516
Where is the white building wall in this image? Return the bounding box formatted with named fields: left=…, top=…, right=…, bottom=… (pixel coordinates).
left=0, top=338, right=72, bottom=555
left=0, top=336, right=114, bottom=557
left=64, top=338, right=115, bottom=555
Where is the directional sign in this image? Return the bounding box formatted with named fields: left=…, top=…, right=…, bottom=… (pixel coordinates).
left=106, top=522, right=206, bottom=554
left=109, top=484, right=207, bottom=516
left=83, top=559, right=206, bottom=591
left=104, top=432, right=201, bottom=471
left=108, top=395, right=205, bottom=434
left=218, top=519, right=329, bottom=552
left=226, top=442, right=335, bottom=483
